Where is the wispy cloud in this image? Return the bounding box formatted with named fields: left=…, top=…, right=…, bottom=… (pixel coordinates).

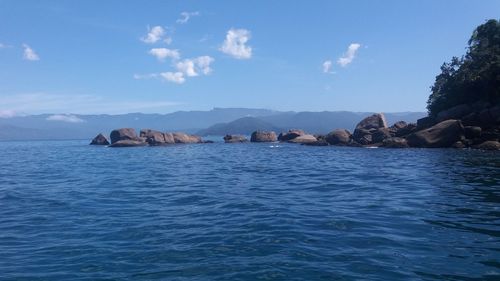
left=176, top=11, right=200, bottom=24
left=220, top=28, right=252, bottom=59
left=160, top=72, right=185, bottom=84
left=0, top=109, right=17, bottom=118
left=0, top=93, right=181, bottom=114
left=323, top=60, right=333, bottom=73
left=135, top=56, right=214, bottom=84
left=22, top=44, right=39, bottom=61
left=141, top=26, right=171, bottom=44
left=337, top=43, right=361, bottom=67
left=46, top=114, right=85, bottom=123
left=149, top=48, right=180, bottom=61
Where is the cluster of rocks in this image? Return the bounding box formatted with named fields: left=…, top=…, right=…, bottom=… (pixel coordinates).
left=90, top=128, right=206, bottom=147
left=91, top=102, right=499, bottom=150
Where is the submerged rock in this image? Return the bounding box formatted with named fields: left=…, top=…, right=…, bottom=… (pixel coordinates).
left=223, top=135, right=248, bottom=143
left=406, top=119, right=464, bottom=148
left=108, top=140, right=148, bottom=147
left=250, top=131, right=277, bottom=142
left=474, top=140, right=500, bottom=151
left=382, top=137, right=409, bottom=148
left=90, top=133, right=110, bottom=145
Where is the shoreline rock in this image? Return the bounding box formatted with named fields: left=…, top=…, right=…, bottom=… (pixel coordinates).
left=90, top=133, right=110, bottom=145
left=250, top=131, right=277, bottom=142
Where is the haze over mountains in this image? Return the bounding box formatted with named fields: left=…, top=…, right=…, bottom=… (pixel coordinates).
left=0, top=108, right=426, bottom=140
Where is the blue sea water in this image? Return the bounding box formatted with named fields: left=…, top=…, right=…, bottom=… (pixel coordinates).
left=0, top=140, right=499, bottom=281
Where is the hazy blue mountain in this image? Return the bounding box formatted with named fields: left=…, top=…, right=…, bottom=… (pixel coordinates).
left=197, top=117, right=283, bottom=136
left=0, top=108, right=426, bottom=140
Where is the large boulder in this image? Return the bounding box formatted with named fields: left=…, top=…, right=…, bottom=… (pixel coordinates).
left=406, top=120, right=464, bottom=148
left=372, top=128, right=392, bottom=143
left=417, top=116, right=436, bottom=130
left=436, top=104, right=472, bottom=122
left=108, top=140, right=148, bottom=147
left=250, top=131, right=277, bottom=142
left=140, top=129, right=171, bottom=146
left=163, top=132, right=175, bottom=144
left=223, top=135, right=248, bottom=143
left=325, top=129, right=352, bottom=145
left=278, top=129, right=305, bottom=142
left=287, top=134, right=317, bottom=144
left=172, top=132, right=202, bottom=144
left=110, top=128, right=141, bottom=144
left=90, top=133, right=110, bottom=145
left=355, top=113, right=388, bottom=131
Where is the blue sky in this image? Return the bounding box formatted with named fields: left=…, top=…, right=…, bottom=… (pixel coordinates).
left=0, top=0, right=499, bottom=115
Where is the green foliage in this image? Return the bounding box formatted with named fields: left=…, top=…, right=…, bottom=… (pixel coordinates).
left=427, top=19, right=500, bottom=116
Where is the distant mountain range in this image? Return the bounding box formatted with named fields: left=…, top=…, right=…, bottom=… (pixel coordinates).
left=0, top=108, right=426, bottom=140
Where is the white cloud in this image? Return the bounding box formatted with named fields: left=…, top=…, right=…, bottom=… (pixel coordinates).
left=141, top=26, right=171, bottom=44
left=176, top=56, right=214, bottom=77
left=160, top=72, right=185, bottom=84
left=220, top=28, right=252, bottom=59
left=176, top=11, right=200, bottom=24
left=149, top=48, right=180, bottom=61
left=0, top=110, right=17, bottom=118
left=323, top=60, right=333, bottom=73
left=337, top=43, right=361, bottom=67
left=133, top=73, right=158, bottom=80
left=46, top=114, right=85, bottom=123
left=0, top=93, right=180, bottom=114
left=22, top=44, right=39, bottom=61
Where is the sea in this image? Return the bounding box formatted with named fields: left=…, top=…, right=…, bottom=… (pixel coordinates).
left=0, top=140, right=499, bottom=280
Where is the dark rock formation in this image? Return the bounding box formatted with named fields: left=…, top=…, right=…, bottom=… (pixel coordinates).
left=172, top=132, right=203, bottom=144
left=110, top=128, right=140, bottom=144
left=352, top=113, right=389, bottom=145
left=223, top=135, right=248, bottom=143
left=278, top=129, right=305, bottom=142
left=287, top=134, right=317, bottom=144
left=382, top=137, right=409, bottom=148
left=140, top=129, right=173, bottom=146
left=90, top=133, right=110, bottom=145
left=474, top=140, right=500, bottom=151
left=406, top=120, right=464, bottom=148
left=436, top=104, right=473, bottom=122
left=416, top=116, right=436, bottom=130
left=325, top=129, right=352, bottom=145
left=250, top=131, right=277, bottom=142
left=464, top=126, right=482, bottom=139
left=372, top=128, right=392, bottom=143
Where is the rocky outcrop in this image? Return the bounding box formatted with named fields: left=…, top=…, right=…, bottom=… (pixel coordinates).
left=287, top=134, right=317, bottom=144
left=389, top=121, right=417, bottom=137
left=140, top=129, right=175, bottom=146
left=352, top=113, right=389, bottom=145
left=172, top=132, right=203, bottom=144
left=278, top=129, right=305, bottom=142
left=110, top=128, right=141, bottom=144
left=90, top=133, right=110, bottom=145
left=406, top=120, right=464, bottom=148
left=325, top=129, right=352, bottom=145
left=474, top=140, right=500, bottom=151
left=436, top=104, right=473, bottom=122
left=382, top=137, right=409, bottom=148
left=250, top=131, right=277, bottom=142
left=416, top=116, right=436, bottom=130
left=223, top=135, right=248, bottom=143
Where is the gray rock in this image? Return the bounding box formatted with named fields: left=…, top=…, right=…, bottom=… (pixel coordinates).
left=474, top=140, right=500, bottom=151
left=355, top=113, right=388, bottom=131
left=407, top=119, right=464, bottom=148
left=163, top=132, right=175, bottom=144
left=250, top=131, right=277, bottom=142
left=382, top=137, right=409, bottom=148
left=140, top=129, right=167, bottom=146
left=110, top=128, right=140, bottom=144
left=278, top=129, right=305, bottom=142
left=416, top=116, right=436, bottom=130
left=108, top=140, right=148, bottom=147
left=287, top=134, right=317, bottom=144
left=325, top=129, right=352, bottom=145
left=223, top=135, right=248, bottom=143
left=172, top=132, right=203, bottom=144
left=90, top=133, right=110, bottom=145
left=372, top=127, right=392, bottom=143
